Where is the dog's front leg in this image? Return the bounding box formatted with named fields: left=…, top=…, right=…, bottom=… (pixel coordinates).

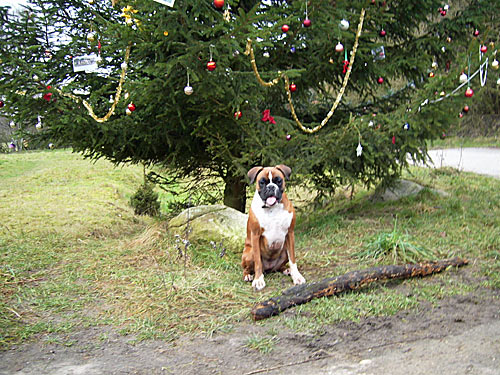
left=251, top=232, right=266, bottom=291
left=286, top=231, right=306, bottom=285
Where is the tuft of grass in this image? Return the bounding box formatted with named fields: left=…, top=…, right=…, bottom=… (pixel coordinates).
left=244, top=333, right=279, bottom=354
left=356, top=218, right=437, bottom=264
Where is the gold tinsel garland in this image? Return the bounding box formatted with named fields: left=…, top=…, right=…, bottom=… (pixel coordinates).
left=244, top=8, right=366, bottom=134
left=54, top=43, right=132, bottom=123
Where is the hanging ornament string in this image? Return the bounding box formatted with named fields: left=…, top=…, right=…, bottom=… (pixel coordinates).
left=479, top=45, right=488, bottom=87
left=54, top=43, right=132, bottom=123
left=244, top=8, right=366, bottom=134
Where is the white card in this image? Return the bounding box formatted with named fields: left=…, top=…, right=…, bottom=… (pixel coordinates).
left=73, top=54, right=99, bottom=73
left=153, top=0, right=175, bottom=6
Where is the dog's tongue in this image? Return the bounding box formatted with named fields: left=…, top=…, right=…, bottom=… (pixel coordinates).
left=266, top=196, right=277, bottom=206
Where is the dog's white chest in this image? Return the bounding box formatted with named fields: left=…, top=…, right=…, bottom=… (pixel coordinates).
left=251, top=191, right=293, bottom=248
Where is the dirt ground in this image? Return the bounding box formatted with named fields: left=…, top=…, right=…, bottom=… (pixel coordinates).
left=1, top=286, right=499, bottom=375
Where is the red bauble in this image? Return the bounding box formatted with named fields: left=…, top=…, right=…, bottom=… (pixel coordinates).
left=281, top=24, right=289, bottom=33
left=465, top=87, right=474, bottom=98
left=473, top=29, right=479, bottom=37
left=289, top=83, right=297, bottom=92
left=286, top=134, right=292, bottom=141
left=303, top=18, right=311, bottom=27
left=429, top=72, right=435, bottom=78
left=463, top=105, right=469, bottom=113
left=213, top=0, right=224, bottom=9
left=379, top=29, right=386, bottom=37
left=43, top=92, right=52, bottom=102
left=480, top=45, right=487, bottom=53
left=392, top=135, right=396, bottom=145
left=377, top=77, right=384, bottom=84
left=440, top=10, right=447, bottom=16
left=234, top=111, right=242, bottom=119
left=0, top=100, right=4, bottom=108
left=459, top=112, right=464, bottom=118
left=207, top=60, right=216, bottom=71
left=127, top=102, right=136, bottom=112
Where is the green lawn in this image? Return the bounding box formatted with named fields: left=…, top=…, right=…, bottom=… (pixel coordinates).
left=1, top=149, right=499, bottom=348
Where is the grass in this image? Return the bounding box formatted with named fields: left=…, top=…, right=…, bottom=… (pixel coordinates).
left=428, top=135, right=500, bottom=149
left=1, top=149, right=499, bottom=349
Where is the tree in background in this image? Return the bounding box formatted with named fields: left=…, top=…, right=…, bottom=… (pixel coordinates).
left=0, top=0, right=499, bottom=212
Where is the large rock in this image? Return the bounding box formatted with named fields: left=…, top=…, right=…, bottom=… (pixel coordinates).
left=168, top=205, right=248, bottom=251
left=370, top=179, right=449, bottom=202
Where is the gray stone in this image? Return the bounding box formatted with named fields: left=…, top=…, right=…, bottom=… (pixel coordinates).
left=370, top=179, right=448, bottom=202
left=168, top=204, right=248, bottom=251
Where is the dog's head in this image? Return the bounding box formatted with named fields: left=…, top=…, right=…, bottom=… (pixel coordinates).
left=248, top=165, right=291, bottom=208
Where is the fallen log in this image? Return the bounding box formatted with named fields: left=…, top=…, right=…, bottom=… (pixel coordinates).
left=251, top=257, right=468, bottom=321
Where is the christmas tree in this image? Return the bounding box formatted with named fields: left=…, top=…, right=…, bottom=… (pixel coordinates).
left=1, top=0, right=499, bottom=211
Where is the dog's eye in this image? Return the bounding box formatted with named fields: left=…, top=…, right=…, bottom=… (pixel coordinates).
left=273, top=177, right=282, bottom=185
left=259, top=178, right=266, bottom=186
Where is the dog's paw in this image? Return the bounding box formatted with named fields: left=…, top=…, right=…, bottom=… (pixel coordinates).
left=244, top=274, right=254, bottom=282
left=252, top=275, right=266, bottom=291
left=292, top=272, right=306, bottom=285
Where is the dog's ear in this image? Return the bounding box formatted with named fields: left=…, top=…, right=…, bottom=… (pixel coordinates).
left=275, top=164, right=292, bottom=180
left=248, top=166, right=264, bottom=184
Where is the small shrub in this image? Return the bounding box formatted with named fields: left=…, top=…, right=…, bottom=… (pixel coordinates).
left=130, top=183, right=160, bottom=216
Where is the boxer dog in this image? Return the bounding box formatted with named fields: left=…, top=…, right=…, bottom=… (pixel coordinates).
left=241, top=165, right=306, bottom=291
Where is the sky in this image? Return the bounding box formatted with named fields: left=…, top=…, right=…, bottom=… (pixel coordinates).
left=0, top=0, right=28, bottom=9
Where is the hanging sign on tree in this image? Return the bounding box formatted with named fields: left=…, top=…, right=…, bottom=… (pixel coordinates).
left=73, top=54, right=99, bottom=73
left=153, top=0, right=175, bottom=6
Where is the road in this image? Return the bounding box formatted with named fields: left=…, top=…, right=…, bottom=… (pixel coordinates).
left=426, top=147, right=500, bottom=178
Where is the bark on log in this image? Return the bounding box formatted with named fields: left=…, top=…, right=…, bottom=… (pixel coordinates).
left=251, top=257, right=468, bottom=321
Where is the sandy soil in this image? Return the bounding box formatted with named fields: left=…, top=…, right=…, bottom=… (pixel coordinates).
left=1, top=287, right=498, bottom=375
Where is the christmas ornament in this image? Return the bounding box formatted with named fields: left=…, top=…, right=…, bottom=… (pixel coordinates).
left=428, top=72, right=435, bottom=78
left=36, top=115, right=42, bottom=129
left=356, top=142, right=363, bottom=157
left=443, top=4, right=450, bottom=10
left=127, top=102, right=136, bottom=112
left=87, top=32, right=96, bottom=42
left=289, top=83, right=297, bottom=92
left=440, top=10, right=446, bottom=16
left=377, top=77, right=384, bottom=84
left=48, top=143, right=55, bottom=149
left=303, top=0, right=311, bottom=27
left=339, top=19, right=349, bottom=31
left=459, top=112, right=464, bottom=118
left=263, top=51, right=270, bottom=58
left=371, top=46, right=385, bottom=60
left=480, top=45, right=487, bottom=53
left=446, top=36, right=452, bottom=43
left=10, top=120, right=15, bottom=128
left=392, top=135, right=396, bottom=144
left=431, top=61, right=438, bottom=69
left=290, top=46, right=296, bottom=53
left=261, top=109, right=276, bottom=124
left=492, top=59, right=499, bottom=70
left=8, top=142, right=15, bottom=150
left=281, top=24, right=289, bottom=33
left=207, top=60, right=216, bottom=71
left=0, top=100, right=3, bottom=108
left=465, top=87, right=474, bottom=97
left=379, top=29, right=386, bottom=37
left=403, top=122, right=410, bottom=130
left=223, top=8, right=230, bottom=21
left=335, top=42, right=344, bottom=53
left=213, top=0, right=224, bottom=9
left=473, top=29, right=479, bottom=37
left=463, top=105, right=469, bottom=113
left=163, top=31, right=169, bottom=36
left=234, top=111, right=242, bottom=119
left=126, top=108, right=132, bottom=115
left=286, top=134, right=292, bottom=141
left=121, top=5, right=138, bottom=26
left=459, top=72, right=468, bottom=83
left=184, top=71, right=193, bottom=95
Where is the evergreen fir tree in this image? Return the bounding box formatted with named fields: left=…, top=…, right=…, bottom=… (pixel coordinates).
left=0, top=0, right=498, bottom=211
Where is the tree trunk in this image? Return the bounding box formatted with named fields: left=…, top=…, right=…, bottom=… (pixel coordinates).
left=251, top=258, right=469, bottom=321
left=223, top=174, right=247, bottom=213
